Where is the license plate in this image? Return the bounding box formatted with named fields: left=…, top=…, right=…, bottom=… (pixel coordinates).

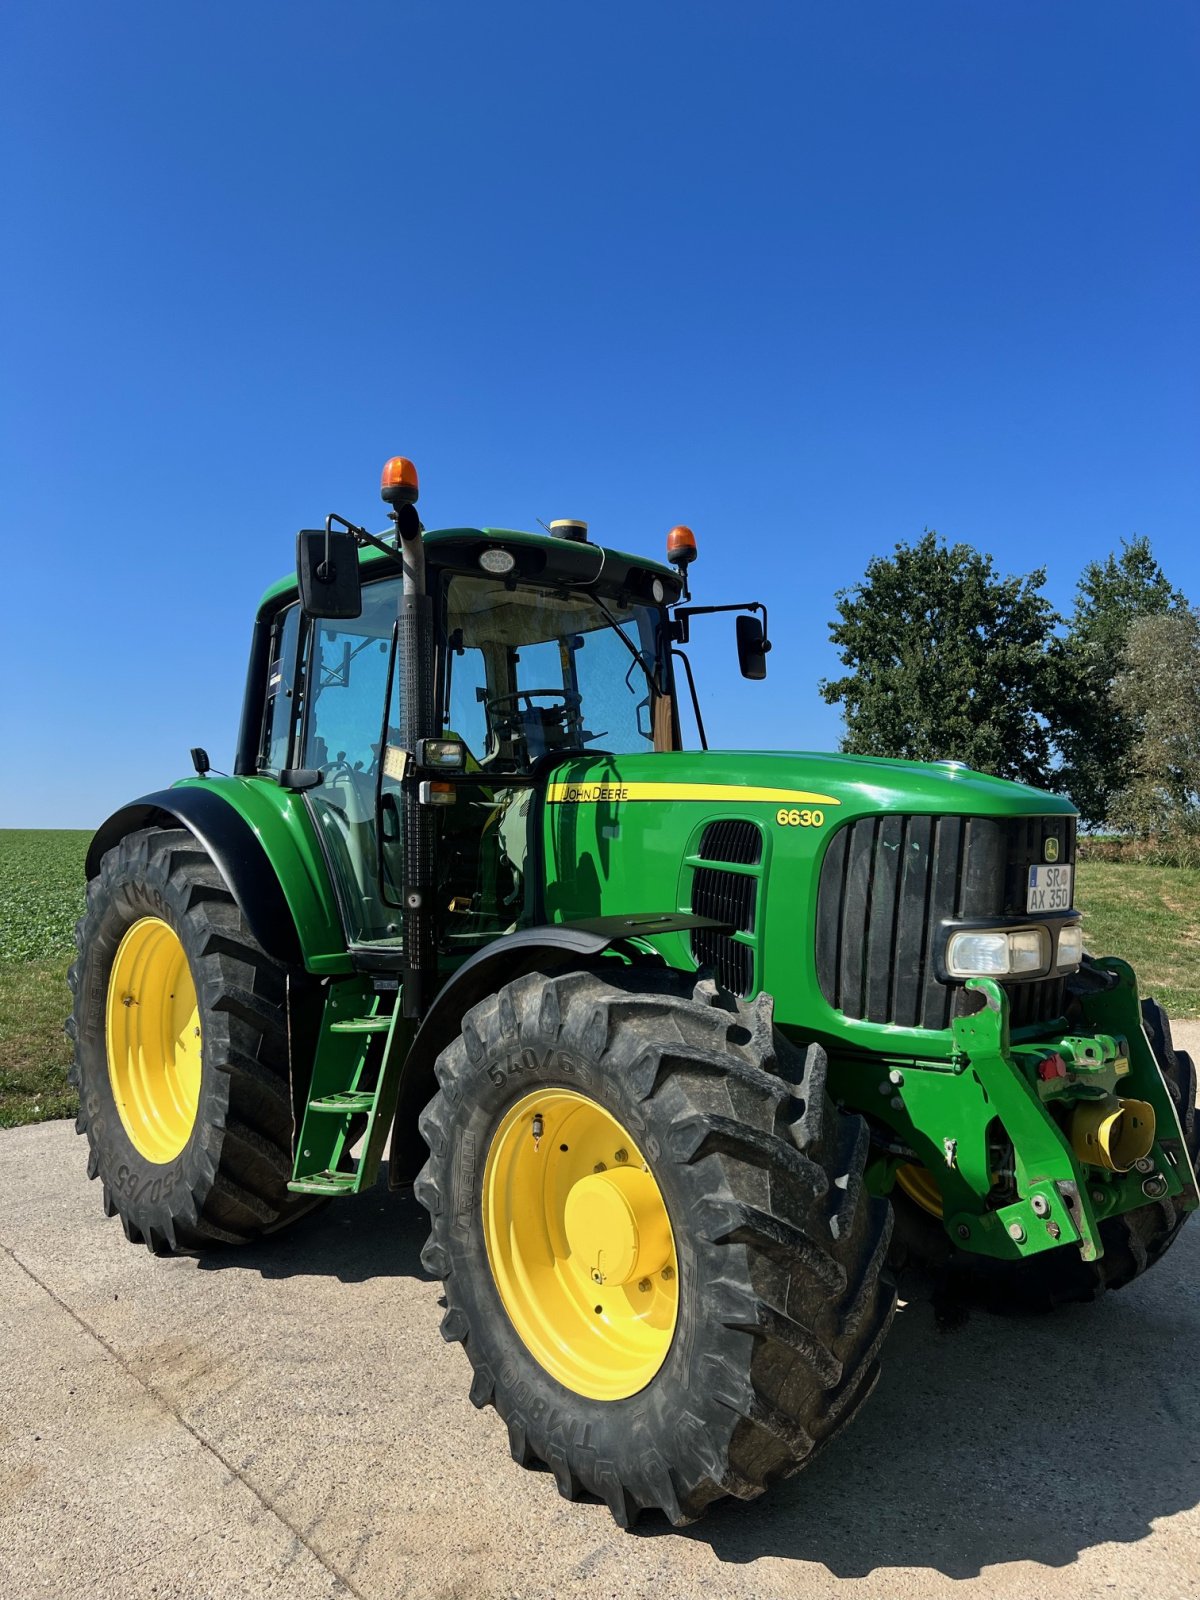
left=1027, top=864, right=1073, bottom=913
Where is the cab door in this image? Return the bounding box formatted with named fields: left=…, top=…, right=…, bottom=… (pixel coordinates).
left=300, top=576, right=404, bottom=946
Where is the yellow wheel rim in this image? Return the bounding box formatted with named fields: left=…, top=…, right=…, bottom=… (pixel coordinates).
left=482, top=1089, right=678, bottom=1401
left=105, top=917, right=202, bottom=1164
left=895, top=1162, right=944, bottom=1217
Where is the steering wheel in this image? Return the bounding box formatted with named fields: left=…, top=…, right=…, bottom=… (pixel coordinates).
left=322, top=751, right=362, bottom=780
left=485, top=689, right=583, bottom=761
left=487, top=688, right=575, bottom=730
left=487, top=689, right=576, bottom=713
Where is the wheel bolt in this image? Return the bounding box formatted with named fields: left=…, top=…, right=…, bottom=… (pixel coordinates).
left=661, top=1265, right=675, bottom=1281
left=614, top=1149, right=629, bottom=1164
left=593, top=1162, right=607, bottom=1173
left=637, top=1278, right=651, bottom=1293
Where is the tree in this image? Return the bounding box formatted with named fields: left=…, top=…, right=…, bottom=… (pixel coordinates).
left=1055, top=536, right=1184, bottom=828
left=820, top=532, right=1060, bottom=786
left=1109, top=606, right=1200, bottom=841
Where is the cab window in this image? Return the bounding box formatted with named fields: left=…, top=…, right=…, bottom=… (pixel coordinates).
left=441, top=576, right=670, bottom=769
left=259, top=603, right=303, bottom=773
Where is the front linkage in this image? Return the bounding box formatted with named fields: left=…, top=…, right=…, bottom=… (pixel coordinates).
left=853, top=963, right=1198, bottom=1268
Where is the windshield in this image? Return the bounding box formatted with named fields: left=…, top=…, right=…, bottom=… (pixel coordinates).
left=442, top=574, right=674, bottom=769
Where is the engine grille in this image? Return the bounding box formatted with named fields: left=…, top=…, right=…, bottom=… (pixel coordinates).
left=697, top=819, right=763, bottom=866
left=815, top=813, right=1076, bottom=1030
left=687, top=821, right=763, bottom=996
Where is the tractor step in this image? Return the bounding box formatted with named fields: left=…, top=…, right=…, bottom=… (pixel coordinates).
left=287, top=1170, right=358, bottom=1196
left=307, top=1090, right=376, bottom=1113
left=289, top=989, right=409, bottom=1199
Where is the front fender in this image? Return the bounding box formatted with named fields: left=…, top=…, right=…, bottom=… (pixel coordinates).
left=387, top=913, right=721, bottom=1185
left=86, top=777, right=351, bottom=974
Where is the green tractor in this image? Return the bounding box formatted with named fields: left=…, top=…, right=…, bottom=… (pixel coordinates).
left=69, top=457, right=1199, bottom=1526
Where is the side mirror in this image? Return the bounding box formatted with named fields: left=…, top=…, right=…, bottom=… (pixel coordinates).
left=736, top=614, right=770, bottom=680
left=297, top=529, right=362, bottom=619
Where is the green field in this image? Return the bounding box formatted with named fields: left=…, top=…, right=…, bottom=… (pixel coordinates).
left=1, top=830, right=91, bottom=1128
left=1, top=830, right=1198, bottom=1130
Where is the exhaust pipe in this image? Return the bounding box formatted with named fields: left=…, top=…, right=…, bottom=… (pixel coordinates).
left=1070, top=1096, right=1156, bottom=1173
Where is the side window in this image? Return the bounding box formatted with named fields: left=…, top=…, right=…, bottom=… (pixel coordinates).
left=304, top=620, right=394, bottom=776
left=296, top=577, right=403, bottom=944
left=445, top=640, right=489, bottom=761
left=259, top=604, right=302, bottom=773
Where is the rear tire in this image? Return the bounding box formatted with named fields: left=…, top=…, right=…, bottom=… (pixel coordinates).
left=67, top=826, right=307, bottom=1251
left=415, top=967, right=895, bottom=1526
left=890, top=996, right=1199, bottom=1312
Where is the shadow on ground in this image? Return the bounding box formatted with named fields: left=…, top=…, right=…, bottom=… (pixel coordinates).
left=195, top=1165, right=431, bottom=1284
left=198, top=1169, right=1200, bottom=1580
left=662, top=1260, right=1200, bottom=1579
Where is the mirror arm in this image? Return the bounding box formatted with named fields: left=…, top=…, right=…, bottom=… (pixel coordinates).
left=673, top=599, right=769, bottom=643
left=324, top=511, right=406, bottom=570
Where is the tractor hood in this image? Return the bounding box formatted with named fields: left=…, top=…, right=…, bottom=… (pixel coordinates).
left=540, top=748, right=1078, bottom=1057
left=545, top=749, right=1076, bottom=822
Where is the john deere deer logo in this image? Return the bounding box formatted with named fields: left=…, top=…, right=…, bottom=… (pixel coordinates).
left=1045, top=838, right=1060, bottom=863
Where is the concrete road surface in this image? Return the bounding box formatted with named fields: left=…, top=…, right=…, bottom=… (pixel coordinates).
left=3, top=1022, right=1198, bottom=1600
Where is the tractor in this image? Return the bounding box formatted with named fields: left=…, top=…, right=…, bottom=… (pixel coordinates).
left=69, top=457, right=1200, bottom=1527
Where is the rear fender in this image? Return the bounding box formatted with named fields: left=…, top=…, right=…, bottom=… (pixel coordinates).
left=86, top=779, right=350, bottom=974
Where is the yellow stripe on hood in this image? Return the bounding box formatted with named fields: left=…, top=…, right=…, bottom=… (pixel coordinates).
left=544, top=781, right=840, bottom=806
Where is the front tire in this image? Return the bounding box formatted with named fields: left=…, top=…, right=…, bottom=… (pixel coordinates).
left=415, top=968, right=895, bottom=1526
left=67, top=826, right=303, bottom=1251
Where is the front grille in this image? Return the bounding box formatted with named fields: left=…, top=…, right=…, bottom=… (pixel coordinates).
left=697, top=819, right=763, bottom=866
left=815, top=814, right=1075, bottom=1030
left=689, top=850, right=758, bottom=997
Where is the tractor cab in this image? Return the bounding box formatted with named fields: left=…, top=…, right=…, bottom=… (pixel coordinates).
left=279, top=538, right=679, bottom=954
left=252, top=463, right=708, bottom=983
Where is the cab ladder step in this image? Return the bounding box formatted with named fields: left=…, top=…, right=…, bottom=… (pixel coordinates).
left=307, top=1090, right=376, bottom=1113
left=288, top=988, right=409, bottom=1198
left=286, top=1171, right=358, bottom=1196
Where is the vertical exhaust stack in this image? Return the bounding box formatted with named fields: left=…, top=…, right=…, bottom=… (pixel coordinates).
left=381, top=457, right=435, bottom=1018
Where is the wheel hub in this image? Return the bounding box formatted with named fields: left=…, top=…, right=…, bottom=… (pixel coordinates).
left=563, top=1167, right=672, bottom=1287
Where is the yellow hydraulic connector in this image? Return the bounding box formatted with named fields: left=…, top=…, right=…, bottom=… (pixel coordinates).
left=1070, top=1096, right=1156, bottom=1173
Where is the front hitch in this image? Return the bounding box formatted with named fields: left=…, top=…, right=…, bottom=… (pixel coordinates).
left=942, top=979, right=1104, bottom=1262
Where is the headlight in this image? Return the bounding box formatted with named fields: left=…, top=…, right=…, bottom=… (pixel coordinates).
left=946, top=928, right=1047, bottom=978
left=1057, top=924, right=1084, bottom=969
left=418, top=737, right=467, bottom=770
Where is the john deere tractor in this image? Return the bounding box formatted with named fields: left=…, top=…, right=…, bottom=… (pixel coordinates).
left=70, top=457, right=1199, bottom=1526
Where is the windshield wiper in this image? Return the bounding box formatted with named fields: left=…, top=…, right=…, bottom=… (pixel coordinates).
left=587, top=592, right=665, bottom=698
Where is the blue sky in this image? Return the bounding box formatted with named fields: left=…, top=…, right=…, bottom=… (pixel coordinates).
left=2, top=1, right=1196, bottom=828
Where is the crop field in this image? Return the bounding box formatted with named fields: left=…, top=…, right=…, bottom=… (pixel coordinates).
left=1, top=829, right=1198, bottom=1129
left=0, top=830, right=91, bottom=1127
